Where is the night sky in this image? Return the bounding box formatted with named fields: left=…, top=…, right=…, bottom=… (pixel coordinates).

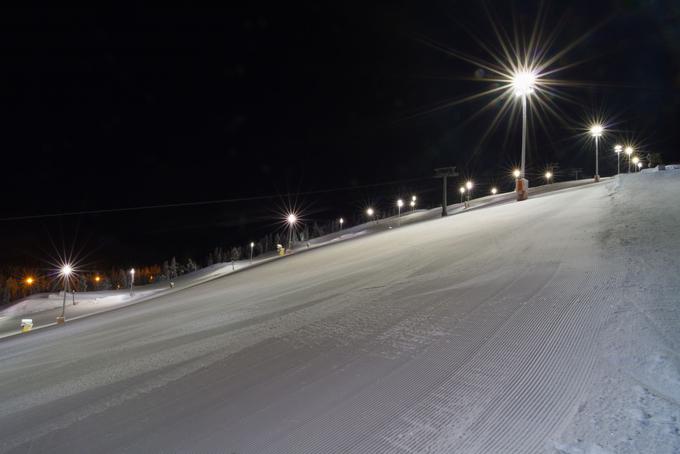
left=1, top=2, right=678, bottom=268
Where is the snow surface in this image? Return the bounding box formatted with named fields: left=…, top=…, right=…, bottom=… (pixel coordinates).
left=0, top=173, right=678, bottom=453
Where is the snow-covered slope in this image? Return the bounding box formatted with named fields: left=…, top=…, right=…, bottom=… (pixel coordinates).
left=0, top=173, right=678, bottom=453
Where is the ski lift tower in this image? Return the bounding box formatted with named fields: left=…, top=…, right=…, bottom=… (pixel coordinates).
left=434, top=166, right=458, bottom=217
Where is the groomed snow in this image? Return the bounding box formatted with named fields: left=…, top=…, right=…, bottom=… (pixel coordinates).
left=0, top=173, right=678, bottom=453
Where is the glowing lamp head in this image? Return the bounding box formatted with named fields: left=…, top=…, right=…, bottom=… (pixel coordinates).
left=130, top=268, right=135, bottom=275
left=512, top=70, right=536, bottom=97
left=637, top=162, right=643, bottom=169
left=632, top=156, right=639, bottom=165
left=411, top=195, right=416, bottom=201
left=250, top=242, right=255, bottom=248
left=590, top=124, right=604, bottom=138
left=397, top=199, right=404, bottom=208
left=459, top=187, right=465, bottom=194
left=25, top=277, right=34, bottom=285
left=95, top=276, right=101, bottom=282
left=465, top=181, right=473, bottom=190
left=286, top=213, right=297, bottom=225
left=614, top=144, right=623, bottom=153
left=409, top=200, right=415, bottom=207
left=60, top=264, right=73, bottom=277
left=339, top=217, right=344, bottom=224
left=491, top=187, right=498, bottom=195
left=513, top=169, right=521, bottom=179
left=545, top=171, right=552, bottom=179
left=625, top=146, right=633, bottom=156
left=366, top=208, right=374, bottom=217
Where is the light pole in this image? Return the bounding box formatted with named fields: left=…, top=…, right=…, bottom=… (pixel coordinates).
left=286, top=213, right=297, bottom=251
left=590, top=124, right=603, bottom=182
left=250, top=242, right=255, bottom=263
left=632, top=156, right=640, bottom=172
left=57, top=264, right=73, bottom=324
left=396, top=199, right=404, bottom=226
left=545, top=171, right=552, bottom=184
left=625, top=146, right=633, bottom=173
left=614, top=144, right=622, bottom=175
left=129, top=268, right=135, bottom=296
left=637, top=162, right=643, bottom=171
left=339, top=217, right=344, bottom=229
left=465, top=180, right=473, bottom=206
left=409, top=200, right=415, bottom=211
left=459, top=186, right=465, bottom=204
left=512, top=70, right=536, bottom=201
left=366, top=207, right=375, bottom=224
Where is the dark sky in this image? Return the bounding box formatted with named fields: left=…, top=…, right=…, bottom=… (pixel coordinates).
left=1, top=1, right=679, bottom=268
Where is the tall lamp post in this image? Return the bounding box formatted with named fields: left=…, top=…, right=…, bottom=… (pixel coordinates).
left=545, top=171, right=553, bottom=184
left=396, top=199, right=404, bottom=226
left=129, top=268, right=135, bottom=296
left=339, top=217, right=344, bottom=229
left=459, top=186, right=465, bottom=204
left=590, top=124, right=604, bottom=182
left=632, top=156, right=640, bottom=172
left=512, top=70, right=536, bottom=201
left=625, top=146, right=633, bottom=173
left=57, top=264, right=73, bottom=324
left=249, top=242, right=255, bottom=264
left=465, top=180, right=473, bottom=206
left=286, top=213, right=297, bottom=251
left=366, top=207, right=375, bottom=224
left=614, top=144, right=623, bottom=175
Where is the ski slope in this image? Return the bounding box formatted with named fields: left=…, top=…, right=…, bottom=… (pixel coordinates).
left=0, top=173, right=678, bottom=453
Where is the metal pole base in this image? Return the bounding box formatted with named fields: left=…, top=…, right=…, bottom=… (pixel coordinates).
left=594, top=174, right=600, bottom=182
left=56, top=316, right=65, bottom=324
left=516, top=178, right=529, bottom=201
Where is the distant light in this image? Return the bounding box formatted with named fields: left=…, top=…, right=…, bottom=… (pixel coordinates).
left=366, top=208, right=374, bottom=216
left=95, top=276, right=101, bottom=282
left=459, top=186, right=465, bottom=194
left=625, top=146, right=634, bottom=156
left=25, top=277, right=34, bottom=285
left=545, top=171, right=552, bottom=179
left=465, top=180, right=473, bottom=190
left=512, top=70, right=536, bottom=97
left=130, top=268, right=135, bottom=275
left=590, top=124, right=604, bottom=137
left=250, top=242, right=255, bottom=248
left=632, top=156, right=640, bottom=165
left=397, top=199, right=404, bottom=208
left=491, top=187, right=498, bottom=195
left=409, top=200, right=415, bottom=207
left=339, top=217, right=344, bottom=224
left=513, top=169, right=521, bottom=179
left=411, top=195, right=417, bottom=201
left=614, top=144, right=623, bottom=153
left=60, top=264, right=73, bottom=277
left=286, top=213, right=297, bottom=225
left=637, top=162, right=643, bottom=168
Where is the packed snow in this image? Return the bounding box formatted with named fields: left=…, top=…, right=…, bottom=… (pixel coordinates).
left=0, top=172, right=678, bottom=453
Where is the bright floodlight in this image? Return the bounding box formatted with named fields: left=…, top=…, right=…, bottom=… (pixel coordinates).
left=625, top=146, right=633, bottom=156
left=25, top=277, right=34, bottom=285
left=614, top=144, right=622, bottom=153
left=465, top=180, right=473, bottom=190
left=590, top=124, right=604, bottom=137
left=411, top=195, right=417, bottom=201
left=60, top=264, right=73, bottom=277
left=397, top=199, right=404, bottom=208
left=491, top=187, right=498, bottom=195
left=459, top=186, right=465, bottom=194
left=545, top=171, right=552, bottom=179
left=287, top=213, right=297, bottom=225
left=366, top=208, right=374, bottom=216
left=632, top=156, right=639, bottom=165
left=512, top=70, right=536, bottom=97
left=512, top=169, right=521, bottom=179
left=637, top=162, right=643, bottom=168
left=410, top=200, right=415, bottom=207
